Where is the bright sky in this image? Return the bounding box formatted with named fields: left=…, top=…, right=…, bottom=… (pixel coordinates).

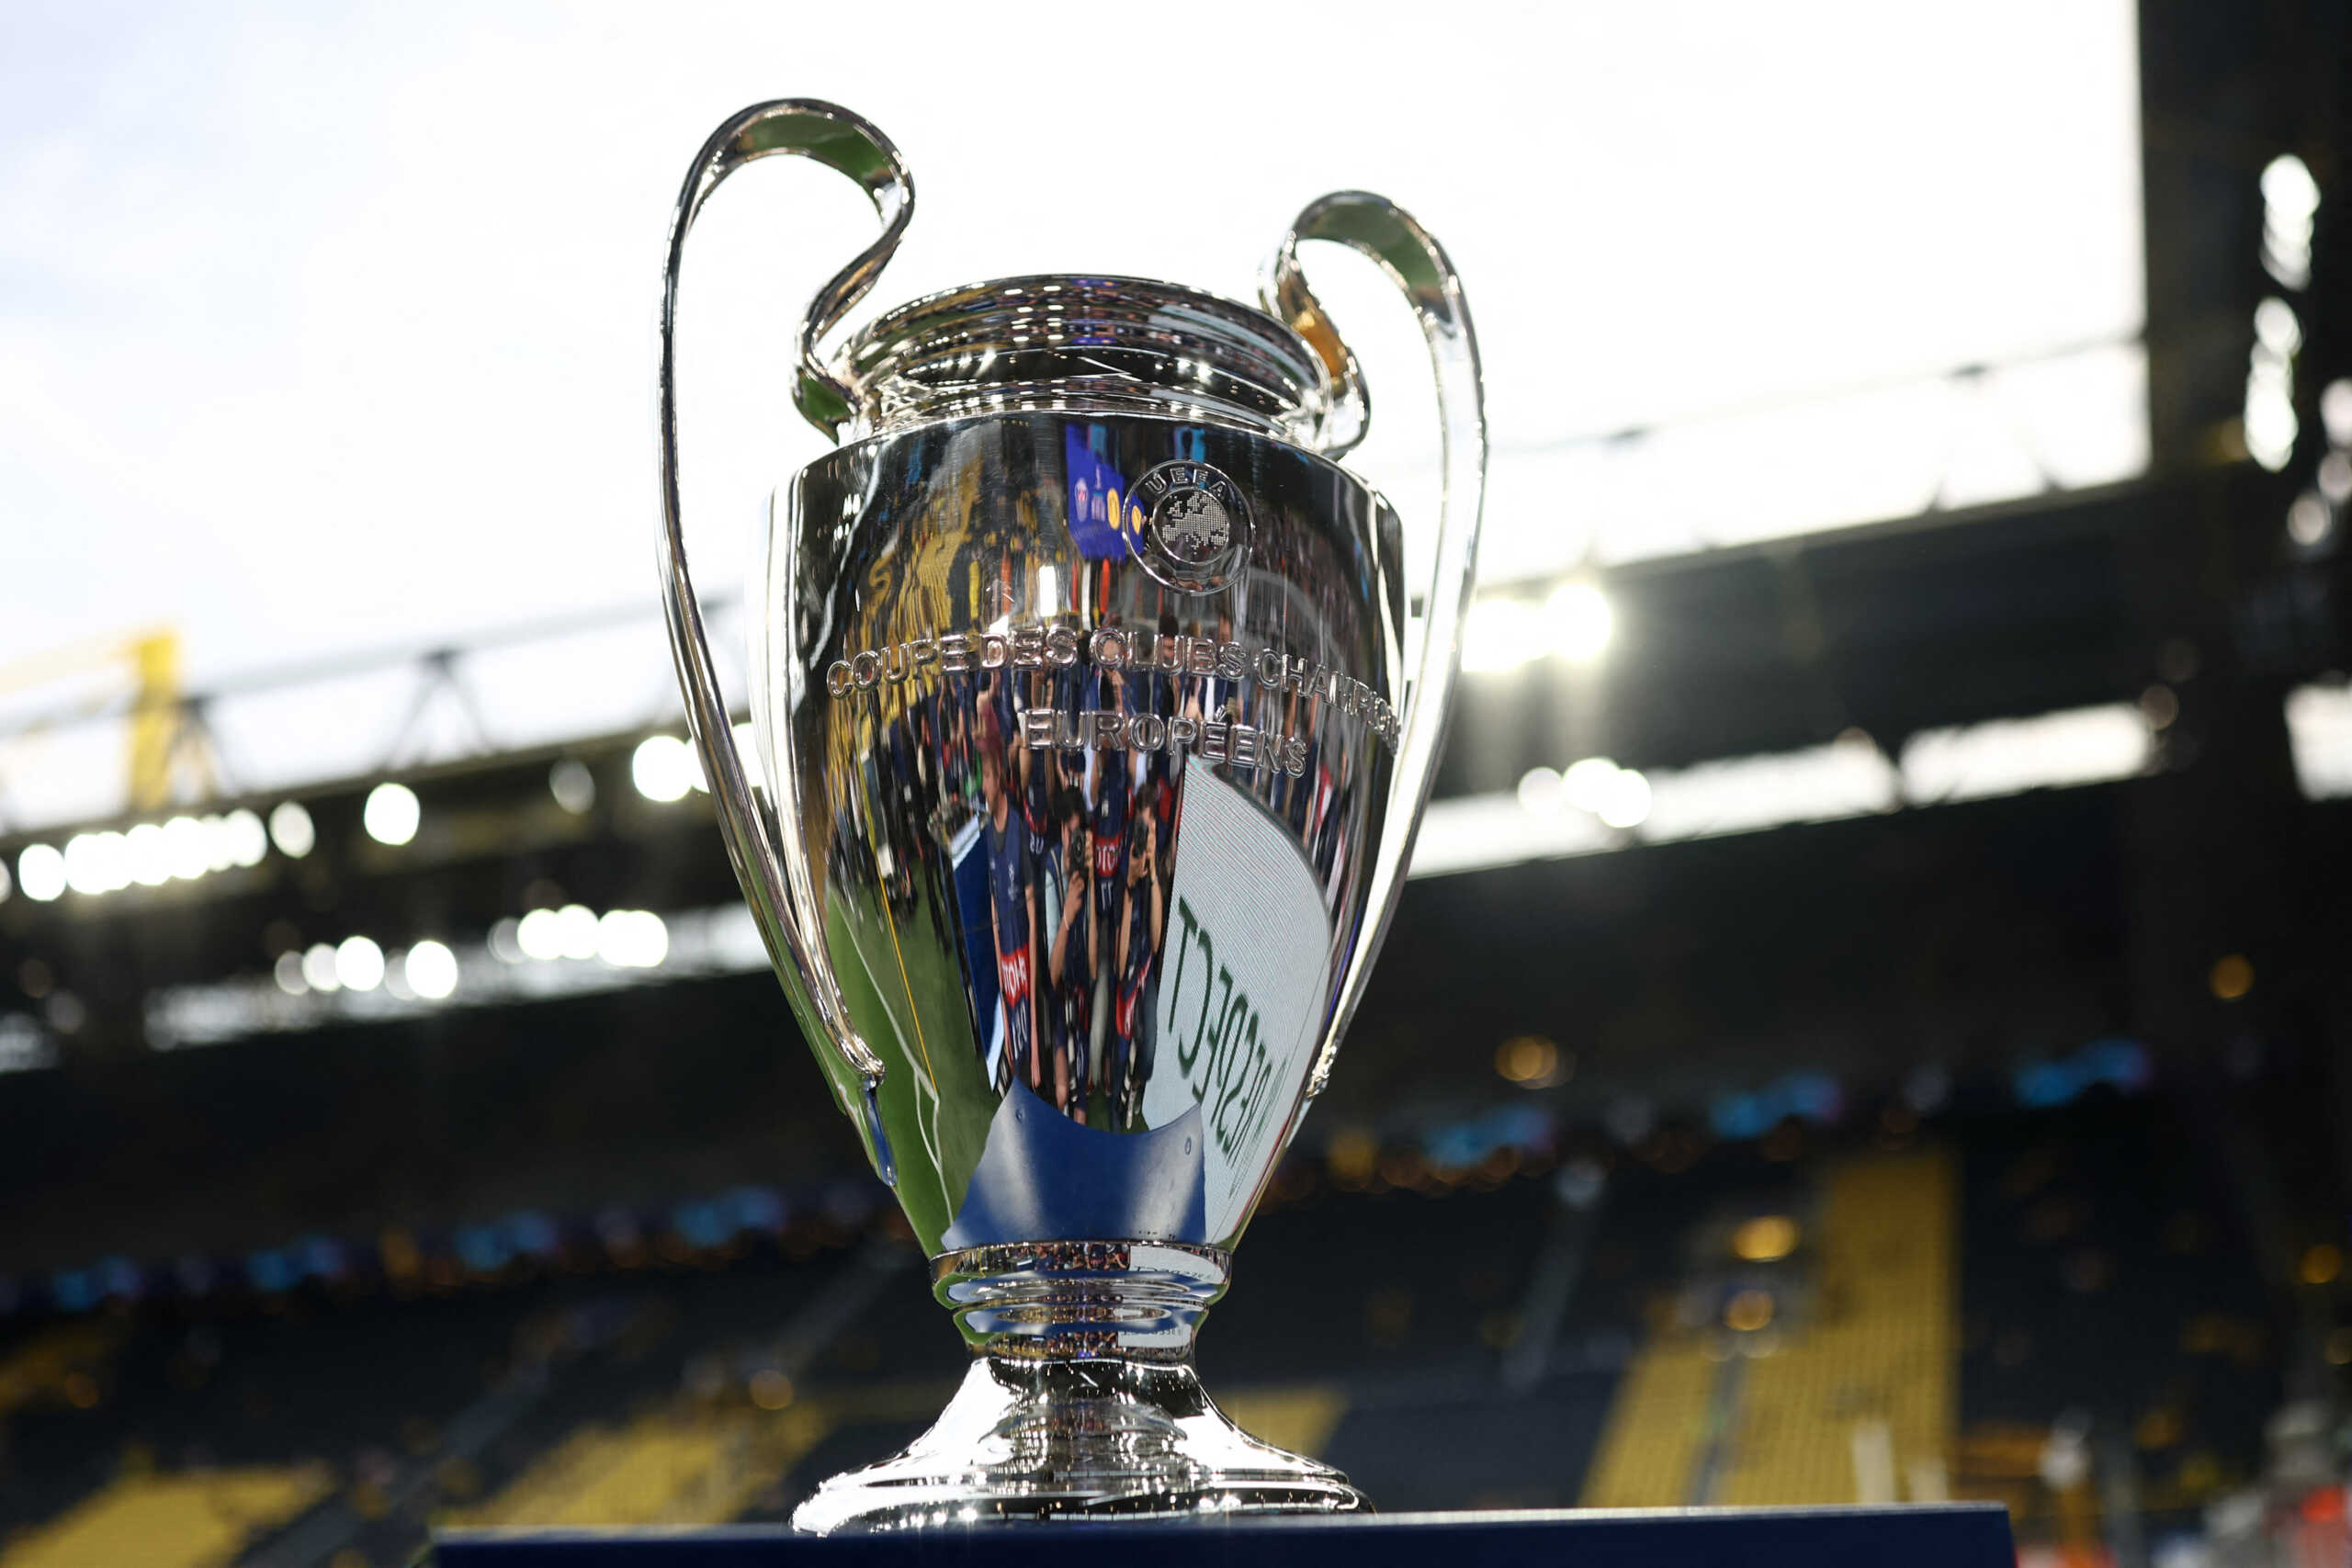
left=0, top=0, right=2143, bottom=823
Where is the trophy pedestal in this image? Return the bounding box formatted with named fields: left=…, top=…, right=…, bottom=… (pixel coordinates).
left=795, top=1242, right=1363, bottom=1532
left=441, top=1503, right=2017, bottom=1562
left=791, top=1356, right=1365, bottom=1532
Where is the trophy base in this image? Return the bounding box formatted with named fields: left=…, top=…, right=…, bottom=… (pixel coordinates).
left=790, top=1354, right=1367, bottom=1533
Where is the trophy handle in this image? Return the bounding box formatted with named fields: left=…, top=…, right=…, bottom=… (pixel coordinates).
left=1263, top=195, right=1487, bottom=1097
left=657, top=101, right=914, bottom=1166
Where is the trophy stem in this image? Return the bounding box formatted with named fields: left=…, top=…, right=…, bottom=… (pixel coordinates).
left=789, top=1243, right=1367, bottom=1532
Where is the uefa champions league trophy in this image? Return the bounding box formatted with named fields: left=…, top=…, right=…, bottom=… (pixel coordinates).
left=655, top=101, right=1485, bottom=1530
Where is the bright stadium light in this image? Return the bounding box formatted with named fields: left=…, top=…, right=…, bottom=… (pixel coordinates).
left=1593, top=767, right=1653, bottom=829
left=268, top=801, right=316, bottom=859
left=144, top=903, right=776, bottom=1049
left=1461, top=598, right=1544, bottom=673
left=1563, top=757, right=1624, bottom=812
left=64, top=831, right=131, bottom=896
left=1560, top=757, right=1652, bottom=829
left=164, top=817, right=211, bottom=880
left=2261, top=153, right=2319, bottom=288
left=1516, top=766, right=1564, bottom=814
left=489, top=917, right=524, bottom=964
left=548, top=759, right=595, bottom=815
left=1637, top=737, right=1901, bottom=841
left=335, top=935, right=386, bottom=992
left=363, top=783, right=420, bottom=847
left=2289, top=493, right=2332, bottom=547
left=2285, top=682, right=2352, bottom=801
left=596, top=909, right=670, bottom=970
left=223, top=808, right=268, bottom=867
left=62, top=834, right=99, bottom=895
left=516, top=908, right=563, bottom=961
left=555, top=904, right=599, bottom=961
left=18, top=845, right=65, bottom=902
left=1545, top=581, right=1614, bottom=663
left=2255, top=297, right=2302, bottom=356
left=380, top=950, right=415, bottom=1001
left=632, top=735, right=697, bottom=803
left=404, top=940, right=459, bottom=1000
left=2324, top=380, right=2352, bottom=447
left=126, top=822, right=172, bottom=887
left=2319, top=453, right=2352, bottom=506
left=301, top=942, right=341, bottom=993
left=199, top=816, right=236, bottom=873
left=1899, top=704, right=2151, bottom=804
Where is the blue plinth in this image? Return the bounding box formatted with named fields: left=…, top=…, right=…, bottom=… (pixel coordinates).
left=435, top=1504, right=2012, bottom=1567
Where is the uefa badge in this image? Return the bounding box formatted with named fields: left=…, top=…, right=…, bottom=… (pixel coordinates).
left=1133, top=459, right=1250, bottom=593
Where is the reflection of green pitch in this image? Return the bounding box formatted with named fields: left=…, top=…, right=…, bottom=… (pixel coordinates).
left=819, top=882, right=996, bottom=1254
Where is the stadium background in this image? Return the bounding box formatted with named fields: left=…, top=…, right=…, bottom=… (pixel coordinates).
left=2, top=1, right=2350, bottom=1563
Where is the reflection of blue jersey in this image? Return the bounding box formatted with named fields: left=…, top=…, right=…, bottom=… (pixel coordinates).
left=1022, top=742, right=1052, bottom=862
left=987, top=809, right=1034, bottom=1058
left=1114, top=877, right=1155, bottom=1043
left=988, top=810, right=1031, bottom=953
left=1091, top=756, right=1127, bottom=927
left=888, top=713, right=917, bottom=805
left=1054, top=837, right=1091, bottom=1004
left=1123, top=882, right=1154, bottom=987
left=1046, top=830, right=1091, bottom=1089
left=989, top=674, right=1016, bottom=760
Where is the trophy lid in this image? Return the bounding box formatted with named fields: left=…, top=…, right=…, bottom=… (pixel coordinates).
left=834, top=276, right=1337, bottom=446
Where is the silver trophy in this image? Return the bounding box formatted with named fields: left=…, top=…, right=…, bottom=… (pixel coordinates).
left=656, top=100, right=1484, bottom=1530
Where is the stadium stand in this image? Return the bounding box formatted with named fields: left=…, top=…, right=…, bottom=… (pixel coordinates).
left=0, top=1082, right=2322, bottom=1565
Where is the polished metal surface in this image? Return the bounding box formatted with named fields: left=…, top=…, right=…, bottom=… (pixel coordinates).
left=656, top=99, right=1485, bottom=1531
left=842, top=275, right=1338, bottom=444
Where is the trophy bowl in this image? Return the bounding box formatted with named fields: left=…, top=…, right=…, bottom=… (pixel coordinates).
left=655, top=101, right=1485, bottom=1531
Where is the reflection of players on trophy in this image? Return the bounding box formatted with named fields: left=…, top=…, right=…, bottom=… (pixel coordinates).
left=978, top=726, right=1041, bottom=1100
left=1155, top=487, right=1232, bottom=563
left=1046, top=789, right=1096, bottom=1125
left=1112, top=786, right=1165, bottom=1129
